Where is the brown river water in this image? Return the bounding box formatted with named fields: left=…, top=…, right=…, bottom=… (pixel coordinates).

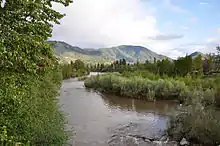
left=59, top=73, right=178, bottom=146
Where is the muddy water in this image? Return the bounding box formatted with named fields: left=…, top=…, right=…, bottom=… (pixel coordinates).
left=59, top=73, right=178, bottom=146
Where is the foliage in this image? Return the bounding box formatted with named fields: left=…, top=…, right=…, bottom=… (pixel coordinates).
left=167, top=100, right=220, bottom=145
left=62, top=59, right=89, bottom=79
left=156, top=58, right=174, bottom=76
left=0, top=0, right=72, bottom=73
left=0, top=68, right=69, bottom=145
left=192, top=54, right=203, bottom=75
left=84, top=73, right=218, bottom=103
left=0, top=0, right=72, bottom=144
left=174, top=55, right=193, bottom=76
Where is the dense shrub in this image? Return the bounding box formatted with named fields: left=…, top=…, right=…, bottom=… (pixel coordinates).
left=0, top=0, right=72, bottom=144
left=84, top=74, right=216, bottom=103
left=62, top=60, right=89, bottom=80
left=0, top=67, right=69, bottom=145
left=121, top=71, right=160, bottom=80
left=167, top=101, right=220, bottom=145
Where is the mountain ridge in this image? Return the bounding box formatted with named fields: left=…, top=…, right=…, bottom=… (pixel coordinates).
left=49, top=40, right=171, bottom=64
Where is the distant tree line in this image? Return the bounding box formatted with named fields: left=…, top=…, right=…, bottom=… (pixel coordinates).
left=90, top=46, right=220, bottom=77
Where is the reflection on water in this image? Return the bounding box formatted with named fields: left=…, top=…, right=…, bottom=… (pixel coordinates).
left=60, top=75, right=178, bottom=146
left=102, top=94, right=178, bottom=115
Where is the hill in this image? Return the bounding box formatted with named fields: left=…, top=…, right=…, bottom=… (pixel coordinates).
left=189, top=51, right=207, bottom=59
left=49, top=41, right=169, bottom=64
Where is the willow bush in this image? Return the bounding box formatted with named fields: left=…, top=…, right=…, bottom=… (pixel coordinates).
left=167, top=98, right=220, bottom=145
left=84, top=74, right=217, bottom=103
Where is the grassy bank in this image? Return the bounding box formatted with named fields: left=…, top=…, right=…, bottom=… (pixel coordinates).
left=84, top=73, right=217, bottom=104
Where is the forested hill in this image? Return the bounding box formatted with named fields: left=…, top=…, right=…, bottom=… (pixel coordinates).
left=49, top=41, right=169, bottom=63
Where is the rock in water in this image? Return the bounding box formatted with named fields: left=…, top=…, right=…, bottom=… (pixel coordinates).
left=160, top=135, right=168, bottom=141
left=180, top=138, right=189, bottom=145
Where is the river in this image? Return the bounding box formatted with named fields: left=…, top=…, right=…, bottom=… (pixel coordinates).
left=59, top=73, right=178, bottom=146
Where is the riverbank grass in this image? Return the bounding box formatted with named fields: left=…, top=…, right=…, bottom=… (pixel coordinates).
left=84, top=73, right=217, bottom=104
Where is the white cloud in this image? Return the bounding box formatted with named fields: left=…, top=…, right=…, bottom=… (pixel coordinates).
left=206, top=37, right=220, bottom=44
left=172, top=38, right=219, bottom=58
left=51, top=0, right=179, bottom=58
left=180, top=26, right=189, bottom=30
left=148, top=34, right=183, bottom=40
left=162, top=49, right=185, bottom=59
left=217, top=28, right=220, bottom=34
left=200, top=2, right=208, bottom=5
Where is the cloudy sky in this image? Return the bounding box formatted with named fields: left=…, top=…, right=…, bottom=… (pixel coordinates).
left=51, top=0, right=220, bottom=59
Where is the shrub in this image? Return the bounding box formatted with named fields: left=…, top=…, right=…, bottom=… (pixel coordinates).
left=0, top=67, right=69, bottom=145
left=78, top=76, right=89, bottom=81
left=84, top=73, right=219, bottom=106
left=167, top=102, right=220, bottom=145
left=85, top=74, right=204, bottom=101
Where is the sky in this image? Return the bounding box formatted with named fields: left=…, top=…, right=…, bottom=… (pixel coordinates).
left=51, top=0, right=220, bottom=59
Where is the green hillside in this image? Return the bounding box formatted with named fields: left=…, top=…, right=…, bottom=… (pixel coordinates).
left=189, top=51, right=208, bottom=60
left=100, top=45, right=167, bottom=62
left=49, top=41, right=169, bottom=64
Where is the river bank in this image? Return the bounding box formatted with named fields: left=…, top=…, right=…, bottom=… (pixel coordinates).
left=84, top=72, right=220, bottom=145
left=60, top=73, right=179, bottom=146
left=84, top=73, right=217, bottom=104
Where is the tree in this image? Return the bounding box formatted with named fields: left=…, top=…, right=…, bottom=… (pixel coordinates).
left=0, top=0, right=72, bottom=73
left=157, top=58, right=173, bottom=76
left=0, top=0, right=72, bottom=144
left=215, top=45, right=220, bottom=71
left=74, top=59, right=85, bottom=70
left=153, top=57, right=157, bottom=64
left=203, top=55, right=213, bottom=74
left=119, top=59, right=122, bottom=65
left=122, top=58, right=127, bottom=65
left=192, top=54, right=203, bottom=75
left=174, top=55, right=192, bottom=76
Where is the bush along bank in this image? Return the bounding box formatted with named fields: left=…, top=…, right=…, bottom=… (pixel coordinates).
left=0, top=66, right=69, bottom=145
left=0, top=0, right=72, bottom=144
left=62, top=59, right=90, bottom=80
left=167, top=97, right=220, bottom=145
left=84, top=73, right=217, bottom=104
left=84, top=73, right=220, bottom=145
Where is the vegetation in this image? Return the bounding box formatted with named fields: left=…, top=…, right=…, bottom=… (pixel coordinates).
left=0, top=0, right=72, bottom=145
left=78, top=76, right=89, bottom=81
left=62, top=59, right=89, bottom=79
left=90, top=53, right=211, bottom=77
left=85, top=46, right=220, bottom=145
left=85, top=73, right=217, bottom=104
left=167, top=97, right=220, bottom=145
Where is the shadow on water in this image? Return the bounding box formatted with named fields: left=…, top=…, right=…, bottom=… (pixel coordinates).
left=60, top=73, right=178, bottom=146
